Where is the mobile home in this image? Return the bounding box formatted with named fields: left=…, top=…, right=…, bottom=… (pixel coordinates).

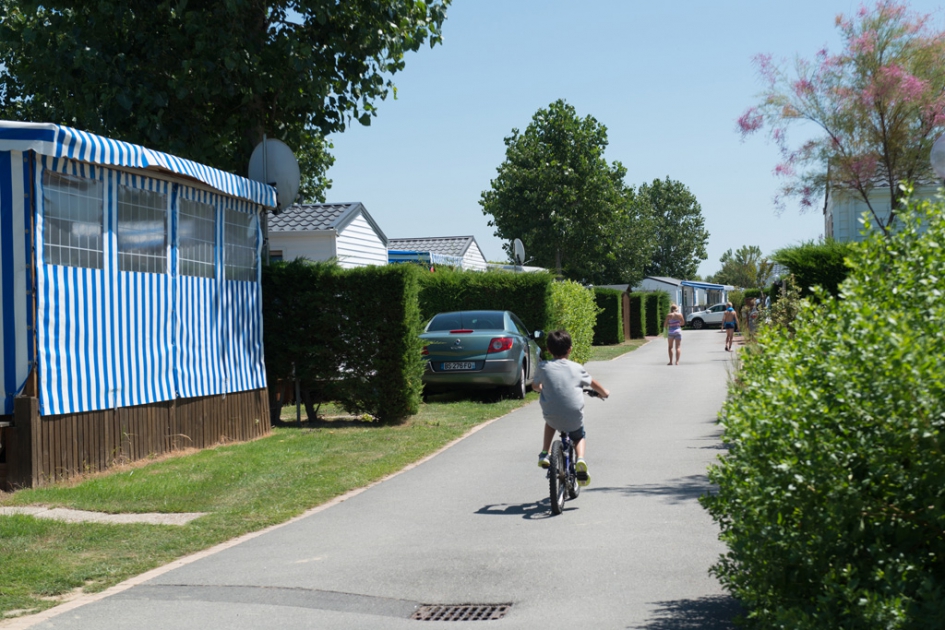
left=0, top=122, right=272, bottom=487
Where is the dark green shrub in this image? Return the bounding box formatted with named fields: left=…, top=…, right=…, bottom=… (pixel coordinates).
left=263, top=261, right=424, bottom=422
left=644, top=293, right=661, bottom=336
left=627, top=293, right=645, bottom=339
left=593, top=288, right=624, bottom=345
left=772, top=239, right=856, bottom=297
left=702, top=199, right=945, bottom=629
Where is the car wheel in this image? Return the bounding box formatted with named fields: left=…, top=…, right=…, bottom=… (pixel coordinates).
left=507, top=364, right=526, bottom=400
left=691, top=318, right=705, bottom=330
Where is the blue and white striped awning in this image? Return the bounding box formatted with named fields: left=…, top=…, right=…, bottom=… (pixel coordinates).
left=0, top=121, right=276, bottom=208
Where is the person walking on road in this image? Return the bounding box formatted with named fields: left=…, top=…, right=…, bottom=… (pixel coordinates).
left=722, top=302, right=737, bottom=352
left=664, top=304, right=685, bottom=365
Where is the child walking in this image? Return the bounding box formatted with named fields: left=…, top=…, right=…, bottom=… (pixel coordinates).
left=533, top=330, right=609, bottom=486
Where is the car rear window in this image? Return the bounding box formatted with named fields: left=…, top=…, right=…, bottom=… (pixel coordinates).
left=427, top=311, right=504, bottom=331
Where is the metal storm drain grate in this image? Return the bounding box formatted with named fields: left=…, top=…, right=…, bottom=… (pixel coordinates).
left=411, top=604, right=511, bottom=621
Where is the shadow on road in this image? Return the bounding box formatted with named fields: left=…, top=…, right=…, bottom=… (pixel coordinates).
left=589, top=475, right=713, bottom=503
left=475, top=500, right=577, bottom=519
left=629, top=595, right=743, bottom=629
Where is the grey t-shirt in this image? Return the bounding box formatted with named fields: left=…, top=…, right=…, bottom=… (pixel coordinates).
left=534, top=358, right=593, bottom=433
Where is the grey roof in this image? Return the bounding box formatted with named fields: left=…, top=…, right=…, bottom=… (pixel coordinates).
left=268, top=202, right=388, bottom=244
left=388, top=236, right=480, bottom=258
left=645, top=276, right=682, bottom=286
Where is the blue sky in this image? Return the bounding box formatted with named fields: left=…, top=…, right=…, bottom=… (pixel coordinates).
left=325, top=0, right=944, bottom=278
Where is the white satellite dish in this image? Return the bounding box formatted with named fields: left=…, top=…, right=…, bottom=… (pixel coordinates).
left=931, top=134, right=945, bottom=180
left=249, top=137, right=300, bottom=214
left=513, top=238, right=525, bottom=266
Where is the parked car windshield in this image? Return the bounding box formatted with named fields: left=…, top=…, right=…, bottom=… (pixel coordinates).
left=427, top=311, right=505, bottom=332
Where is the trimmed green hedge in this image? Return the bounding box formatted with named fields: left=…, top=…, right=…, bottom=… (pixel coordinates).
left=418, top=269, right=598, bottom=364
left=656, top=290, right=670, bottom=333
left=546, top=280, right=598, bottom=364
left=418, top=269, right=553, bottom=333
left=263, top=261, right=423, bottom=422
left=644, top=292, right=662, bottom=336
left=593, top=288, right=624, bottom=346
left=703, top=199, right=945, bottom=628
left=628, top=293, right=645, bottom=339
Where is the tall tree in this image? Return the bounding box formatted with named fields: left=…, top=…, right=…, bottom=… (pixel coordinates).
left=737, top=0, right=945, bottom=233
left=0, top=0, right=450, bottom=201
left=638, top=177, right=709, bottom=279
left=709, top=245, right=775, bottom=289
left=480, top=99, right=653, bottom=286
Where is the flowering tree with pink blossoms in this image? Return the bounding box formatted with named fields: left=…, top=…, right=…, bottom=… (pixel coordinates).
left=739, top=1, right=945, bottom=234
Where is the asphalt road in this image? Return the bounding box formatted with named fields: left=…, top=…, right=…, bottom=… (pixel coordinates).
left=23, top=329, right=741, bottom=630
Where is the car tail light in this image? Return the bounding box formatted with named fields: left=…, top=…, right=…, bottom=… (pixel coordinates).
left=487, top=337, right=514, bottom=353
left=422, top=345, right=429, bottom=356
left=449, top=329, right=474, bottom=334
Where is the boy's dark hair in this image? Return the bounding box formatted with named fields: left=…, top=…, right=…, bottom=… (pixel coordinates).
left=546, top=329, right=572, bottom=358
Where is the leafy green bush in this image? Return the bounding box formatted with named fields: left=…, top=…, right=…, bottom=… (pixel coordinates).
left=702, top=198, right=945, bottom=629
left=547, top=280, right=598, bottom=364
left=263, top=261, right=424, bottom=422
left=593, top=288, right=624, bottom=345
left=628, top=293, right=645, bottom=339
left=772, top=239, right=856, bottom=297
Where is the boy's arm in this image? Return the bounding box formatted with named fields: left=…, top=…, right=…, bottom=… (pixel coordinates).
left=589, top=378, right=609, bottom=399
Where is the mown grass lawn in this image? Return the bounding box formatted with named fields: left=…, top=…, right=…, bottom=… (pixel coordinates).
left=0, top=339, right=647, bottom=620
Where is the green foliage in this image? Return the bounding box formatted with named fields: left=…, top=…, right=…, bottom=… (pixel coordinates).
left=627, top=293, right=646, bottom=339
left=638, top=177, right=710, bottom=279
left=263, top=261, right=423, bottom=422
left=643, top=293, right=661, bottom=336
left=592, top=288, right=624, bottom=346
left=702, top=196, right=945, bottom=629
left=766, top=275, right=804, bottom=336
left=0, top=0, right=449, bottom=200
left=417, top=268, right=554, bottom=333
left=480, top=99, right=654, bottom=285
left=546, top=280, right=598, bottom=364
left=727, top=289, right=745, bottom=314
left=772, top=239, right=856, bottom=297
left=708, top=245, right=774, bottom=289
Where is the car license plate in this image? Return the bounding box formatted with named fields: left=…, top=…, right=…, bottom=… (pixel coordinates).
left=443, top=361, right=475, bottom=371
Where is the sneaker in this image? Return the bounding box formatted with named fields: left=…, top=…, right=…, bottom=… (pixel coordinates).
left=575, top=459, right=590, bottom=486
left=538, top=451, right=550, bottom=469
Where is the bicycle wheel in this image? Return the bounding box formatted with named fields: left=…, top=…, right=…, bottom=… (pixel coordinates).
left=549, top=440, right=566, bottom=515
left=566, top=446, right=580, bottom=500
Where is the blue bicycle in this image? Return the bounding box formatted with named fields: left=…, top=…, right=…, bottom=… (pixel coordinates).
left=547, top=389, right=602, bottom=515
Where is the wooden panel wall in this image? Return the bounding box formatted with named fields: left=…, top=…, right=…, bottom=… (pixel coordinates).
left=3, top=388, right=269, bottom=488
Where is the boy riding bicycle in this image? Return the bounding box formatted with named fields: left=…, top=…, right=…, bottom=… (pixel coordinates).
left=533, top=330, right=609, bottom=486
